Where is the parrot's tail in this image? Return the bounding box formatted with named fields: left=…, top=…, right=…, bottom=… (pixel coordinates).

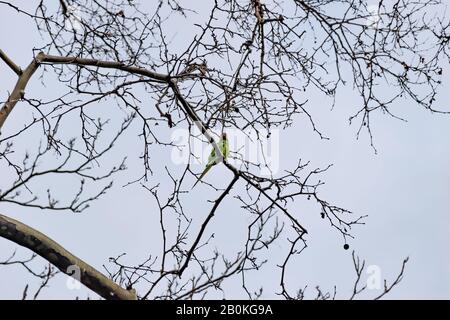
left=191, top=165, right=213, bottom=189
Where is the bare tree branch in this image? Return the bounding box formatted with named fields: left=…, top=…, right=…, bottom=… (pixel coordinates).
left=0, top=213, right=137, bottom=300
left=0, top=49, right=22, bottom=76
left=0, top=0, right=445, bottom=300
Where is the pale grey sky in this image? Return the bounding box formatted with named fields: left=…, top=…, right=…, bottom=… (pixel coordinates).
left=0, top=1, right=449, bottom=300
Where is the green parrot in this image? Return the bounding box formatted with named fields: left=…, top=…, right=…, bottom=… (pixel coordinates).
left=192, top=132, right=229, bottom=188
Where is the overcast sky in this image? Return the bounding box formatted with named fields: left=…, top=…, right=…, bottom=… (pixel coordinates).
left=0, top=1, right=449, bottom=300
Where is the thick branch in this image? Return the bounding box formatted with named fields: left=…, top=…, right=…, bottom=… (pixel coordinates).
left=0, top=213, right=137, bottom=300
left=0, top=52, right=43, bottom=130
left=41, top=54, right=170, bottom=81
left=0, top=49, right=22, bottom=75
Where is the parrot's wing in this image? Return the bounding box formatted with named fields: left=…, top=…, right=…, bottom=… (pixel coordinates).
left=207, top=146, right=216, bottom=165
left=221, top=137, right=229, bottom=159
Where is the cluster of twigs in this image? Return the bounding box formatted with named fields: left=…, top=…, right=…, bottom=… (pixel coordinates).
left=0, top=0, right=447, bottom=299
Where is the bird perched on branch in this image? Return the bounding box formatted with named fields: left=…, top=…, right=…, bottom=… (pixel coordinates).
left=192, top=132, right=229, bottom=189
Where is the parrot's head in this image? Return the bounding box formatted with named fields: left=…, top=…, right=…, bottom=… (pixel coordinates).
left=221, top=132, right=227, bottom=140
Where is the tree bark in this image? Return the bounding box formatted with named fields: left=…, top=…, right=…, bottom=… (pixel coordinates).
left=0, top=52, right=43, bottom=130
left=0, top=213, right=137, bottom=300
